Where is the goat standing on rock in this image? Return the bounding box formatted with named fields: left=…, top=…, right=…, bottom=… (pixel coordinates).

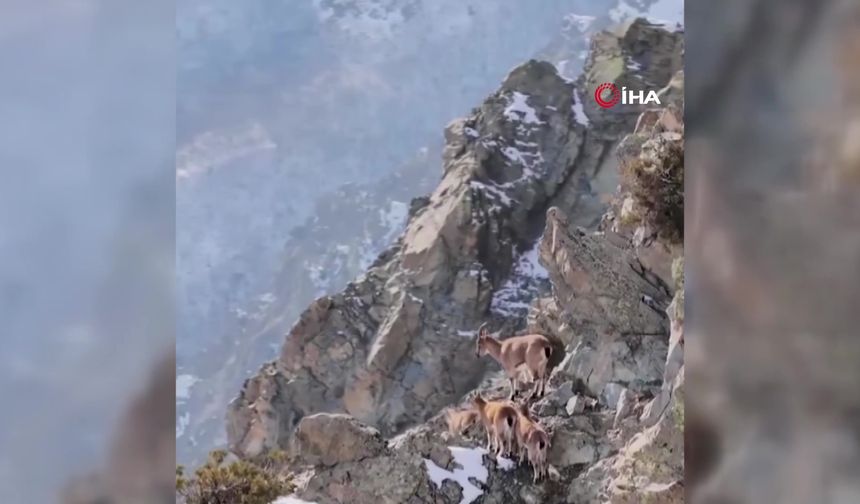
left=514, top=403, right=551, bottom=482
left=475, top=323, right=554, bottom=400
left=471, top=394, right=518, bottom=457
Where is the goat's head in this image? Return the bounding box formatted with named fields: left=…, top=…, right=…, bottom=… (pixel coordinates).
left=475, top=322, right=491, bottom=357
left=470, top=392, right=486, bottom=409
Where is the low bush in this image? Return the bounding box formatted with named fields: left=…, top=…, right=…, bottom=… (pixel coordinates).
left=621, top=136, right=684, bottom=245
left=176, top=449, right=292, bottom=504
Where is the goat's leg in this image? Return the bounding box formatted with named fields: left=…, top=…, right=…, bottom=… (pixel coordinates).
left=527, top=378, right=540, bottom=400
left=508, top=376, right=519, bottom=400
left=537, top=371, right=547, bottom=398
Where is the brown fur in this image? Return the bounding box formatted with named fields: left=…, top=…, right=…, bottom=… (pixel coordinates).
left=445, top=408, right=479, bottom=435
left=475, top=323, right=553, bottom=399
left=471, top=395, right=518, bottom=457
left=514, top=403, right=551, bottom=482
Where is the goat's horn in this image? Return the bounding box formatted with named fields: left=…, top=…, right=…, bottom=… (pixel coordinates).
left=477, top=322, right=490, bottom=336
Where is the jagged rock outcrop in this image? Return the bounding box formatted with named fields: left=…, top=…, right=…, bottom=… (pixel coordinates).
left=273, top=199, right=684, bottom=503
left=291, top=413, right=387, bottom=467
left=227, top=19, right=683, bottom=503
left=228, top=57, right=587, bottom=458
left=534, top=209, right=672, bottom=413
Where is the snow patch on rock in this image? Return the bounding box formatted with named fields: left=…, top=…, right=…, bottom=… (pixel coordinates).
left=491, top=243, right=549, bottom=317
left=424, top=446, right=490, bottom=504
left=503, top=91, right=544, bottom=125
left=572, top=89, right=589, bottom=126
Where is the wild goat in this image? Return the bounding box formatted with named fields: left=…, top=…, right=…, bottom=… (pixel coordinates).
left=475, top=323, right=553, bottom=399
left=445, top=407, right=479, bottom=436
left=471, top=394, right=518, bottom=457
left=514, top=403, right=551, bottom=482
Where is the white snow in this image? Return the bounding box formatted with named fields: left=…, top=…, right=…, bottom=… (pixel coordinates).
left=271, top=497, right=319, bottom=504
left=566, top=14, right=596, bottom=31
left=496, top=455, right=516, bottom=471
left=503, top=92, right=544, bottom=125
left=312, top=0, right=407, bottom=42
left=498, top=142, right=544, bottom=175
left=469, top=180, right=514, bottom=207
left=572, top=90, right=589, bottom=126
left=176, top=412, right=190, bottom=439
left=501, top=146, right=526, bottom=165
left=379, top=200, right=409, bottom=242
left=519, top=245, right=549, bottom=281
left=358, top=234, right=379, bottom=270
left=609, top=1, right=640, bottom=23
left=490, top=243, right=549, bottom=317
left=457, top=330, right=477, bottom=338
left=464, top=126, right=480, bottom=138
left=610, top=0, right=683, bottom=28
left=305, top=263, right=327, bottom=293
left=176, top=374, right=200, bottom=401
left=424, top=446, right=490, bottom=504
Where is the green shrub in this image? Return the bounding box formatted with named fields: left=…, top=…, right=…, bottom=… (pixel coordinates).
left=176, top=449, right=293, bottom=504
left=621, top=137, right=684, bottom=245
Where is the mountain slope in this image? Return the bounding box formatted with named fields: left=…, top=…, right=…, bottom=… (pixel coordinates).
left=254, top=59, right=685, bottom=502
left=226, top=19, right=683, bottom=469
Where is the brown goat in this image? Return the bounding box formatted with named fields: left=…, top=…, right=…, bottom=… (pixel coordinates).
left=471, top=394, right=518, bottom=457
left=475, top=323, right=553, bottom=399
left=445, top=407, right=479, bottom=436
left=514, top=403, right=551, bottom=482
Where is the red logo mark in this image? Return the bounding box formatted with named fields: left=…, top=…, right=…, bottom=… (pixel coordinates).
left=594, top=82, right=620, bottom=108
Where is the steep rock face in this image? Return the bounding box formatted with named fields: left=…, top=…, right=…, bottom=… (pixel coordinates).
left=291, top=413, right=387, bottom=467
left=274, top=157, right=685, bottom=504
left=228, top=58, right=584, bottom=458
left=227, top=18, right=684, bottom=469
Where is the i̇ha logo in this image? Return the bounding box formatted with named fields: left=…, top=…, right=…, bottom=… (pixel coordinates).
left=594, top=82, right=661, bottom=108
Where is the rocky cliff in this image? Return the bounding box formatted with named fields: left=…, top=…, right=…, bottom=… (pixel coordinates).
left=226, top=18, right=684, bottom=503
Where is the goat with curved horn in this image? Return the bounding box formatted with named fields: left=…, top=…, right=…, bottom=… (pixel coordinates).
left=475, top=324, right=554, bottom=400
